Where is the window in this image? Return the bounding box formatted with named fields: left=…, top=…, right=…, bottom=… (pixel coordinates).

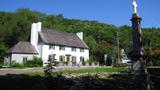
left=23, top=57, right=27, bottom=64
left=59, top=46, right=65, bottom=51
left=66, top=55, right=71, bottom=62
left=48, top=54, right=56, bottom=62
left=72, top=56, right=77, bottom=62
left=80, top=56, right=84, bottom=62
left=71, top=47, right=76, bottom=52
left=80, top=48, right=84, bottom=52
left=59, top=55, right=65, bottom=62
left=72, top=56, right=77, bottom=66
left=49, top=45, right=55, bottom=50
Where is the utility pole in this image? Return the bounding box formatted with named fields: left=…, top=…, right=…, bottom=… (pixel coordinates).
left=117, top=32, right=120, bottom=64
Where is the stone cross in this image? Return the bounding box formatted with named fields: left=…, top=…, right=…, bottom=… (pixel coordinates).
left=133, top=0, right=138, bottom=13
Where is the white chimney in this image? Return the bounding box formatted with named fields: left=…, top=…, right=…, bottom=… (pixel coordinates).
left=36, top=22, right=41, bottom=32
left=30, top=22, right=42, bottom=49
left=76, top=32, right=83, bottom=40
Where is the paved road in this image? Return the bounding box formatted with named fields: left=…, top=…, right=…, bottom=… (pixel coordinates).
left=0, top=66, right=103, bottom=75
left=0, top=67, right=44, bottom=75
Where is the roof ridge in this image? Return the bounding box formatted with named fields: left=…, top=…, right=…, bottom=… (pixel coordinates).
left=39, top=28, right=89, bottom=49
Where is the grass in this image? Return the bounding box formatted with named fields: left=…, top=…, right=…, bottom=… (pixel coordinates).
left=62, top=67, right=127, bottom=74
left=22, top=72, right=45, bottom=76
left=23, top=67, right=129, bottom=76
left=0, top=67, right=158, bottom=90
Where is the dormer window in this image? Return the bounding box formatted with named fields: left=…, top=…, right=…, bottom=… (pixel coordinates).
left=59, top=46, right=65, bottom=51
left=71, top=47, right=76, bottom=52
left=80, top=48, right=84, bottom=52
left=49, top=45, right=55, bottom=50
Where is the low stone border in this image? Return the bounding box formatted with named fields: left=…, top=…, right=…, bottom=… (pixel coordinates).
left=62, top=72, right=120, bottom=78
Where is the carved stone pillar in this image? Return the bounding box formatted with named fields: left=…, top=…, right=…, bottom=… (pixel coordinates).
left=130, top=13, right=145, bottom=74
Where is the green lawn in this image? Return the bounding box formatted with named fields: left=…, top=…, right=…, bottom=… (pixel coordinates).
left=1, top=67, right=153, bottom=90
left=62, top=67, right=128, bottom=74
left=24, top=67, right=129, bottom=76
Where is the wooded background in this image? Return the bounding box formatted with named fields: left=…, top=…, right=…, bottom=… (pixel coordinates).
left=0, top=9, right=160, bottom=65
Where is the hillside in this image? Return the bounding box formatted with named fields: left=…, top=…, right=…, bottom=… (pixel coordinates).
left=0, top=8, right=160, bottom=65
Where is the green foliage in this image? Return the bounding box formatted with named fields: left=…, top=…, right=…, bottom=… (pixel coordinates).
left=10, top=61, right=23, bottom=67
left=0, top=73, right=155, bottom=90
left=62, top=68, right=126, bottom=74
left=89, top=55, right=97, bottom=61
left=25, top=56, right=43, bottom=67
left=10, top=57, right=43, bottom=67
left=44, top=58, right=54, bottom=77
left=0, top=42, right=7, bottom=63
left=2, top=68, right=160, bottom=90
left=0, top=8, right=160, bottom=65
left=84, top=35, right=98, bottom=54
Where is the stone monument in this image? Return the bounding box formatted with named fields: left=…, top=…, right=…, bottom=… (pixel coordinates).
left=130, top=0, right=145, bottom=74
left=130, top=1, right=151, bottom=89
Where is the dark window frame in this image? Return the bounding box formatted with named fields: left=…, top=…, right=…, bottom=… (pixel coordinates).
left=80, top=48, right=84, bottom=52
left=59, top=55, right=65, bottom=62
left=59, top=46, right=65, bottom=51
left=71, top=47, right=76, bottom=52
left=49, top=45, right=55, bottom=50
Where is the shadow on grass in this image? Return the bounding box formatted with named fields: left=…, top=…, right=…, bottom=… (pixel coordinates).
left=0, top=74, right=46, bottom=90
left=0, top=72, right=159, bottom=90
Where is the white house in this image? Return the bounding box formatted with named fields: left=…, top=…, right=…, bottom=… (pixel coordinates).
left=4, top=41, right=39, bottom=64
left=4, top=22, right=89, bottom=66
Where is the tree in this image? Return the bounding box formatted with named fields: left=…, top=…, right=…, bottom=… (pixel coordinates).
left=0, top=8, right=160, bottom=65
left=84, top=35, right=98, bottom=54
left=0, top=42, right=7, bottom=63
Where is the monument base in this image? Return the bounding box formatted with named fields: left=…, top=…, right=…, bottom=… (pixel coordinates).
left=131, top=60, right=145, bottom=75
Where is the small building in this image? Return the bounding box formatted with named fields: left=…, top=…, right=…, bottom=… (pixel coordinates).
left=4, top=22, right=89, bottom=66
left=4, top=41, right=38, bottom=65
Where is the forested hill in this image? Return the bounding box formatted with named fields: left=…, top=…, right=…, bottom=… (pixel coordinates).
left=0, top=8, right=160, bottom=63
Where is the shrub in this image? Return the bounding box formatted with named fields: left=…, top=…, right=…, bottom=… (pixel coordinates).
left=82, top=61, right=86, bottom=66
left=71, top=60, right=76, bottom=66
left=25, top=56, right=43, bottom=67
left=0, top=59, right=3, bottom=64
left=64, top=61, right=69, bottom=66
left=88, top=60, right=92, bottom=66
left=10, top=61, right=23, bottom=67
left=44, top=58, right=54, bottom=77
left=53, top=61, right=59, bottom=66
left=94, top=61, right=99, bottom=65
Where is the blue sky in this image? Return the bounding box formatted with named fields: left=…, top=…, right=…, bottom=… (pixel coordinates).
left=0, top=0, right=160, bottom=28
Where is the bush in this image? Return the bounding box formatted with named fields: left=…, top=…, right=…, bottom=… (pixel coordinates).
left=53, top=61, right=59, bottom=66
left=10, top=61, right=23, bottom=67
left=94, top=61, right=99, bottom=65
left=88, top=60, right=92, bottom=66
left=82, top=61, right=86, bottom=66
left=153, top=60, right=160, bottom=66
left=25, top=57, right=43, bottom=67
left=0, top=59, right=3, bottom=64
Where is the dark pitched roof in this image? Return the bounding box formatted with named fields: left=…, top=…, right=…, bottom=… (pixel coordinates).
left=39, top=28, right=89, bottom=49
left=8, top=41, right=38, bottom=54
